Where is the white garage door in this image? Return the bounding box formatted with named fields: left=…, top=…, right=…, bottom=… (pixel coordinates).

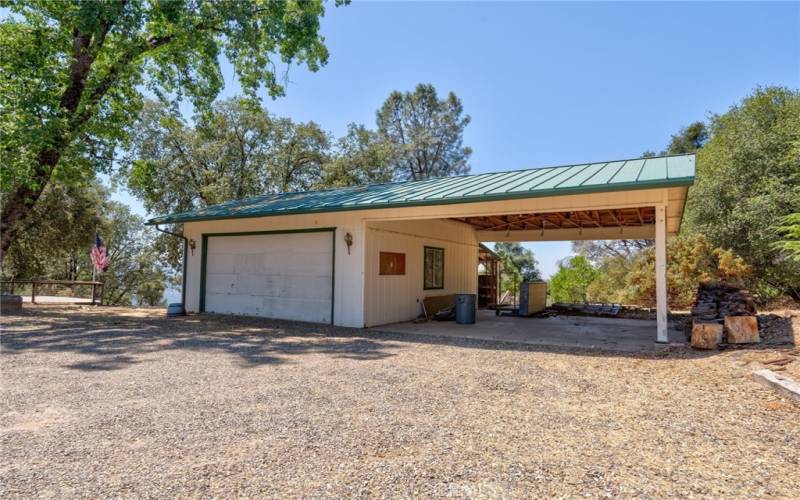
left=203, top=231, right=333, bottom=323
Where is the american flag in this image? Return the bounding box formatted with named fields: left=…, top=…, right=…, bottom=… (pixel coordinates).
left=91, top=234, right=110, bottom=272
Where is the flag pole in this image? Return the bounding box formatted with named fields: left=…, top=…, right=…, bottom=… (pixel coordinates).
left=92, top=230, right=96, bottom=282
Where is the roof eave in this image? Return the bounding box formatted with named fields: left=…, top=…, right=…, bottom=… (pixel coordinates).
left=145, top=176, right=695, bottom=226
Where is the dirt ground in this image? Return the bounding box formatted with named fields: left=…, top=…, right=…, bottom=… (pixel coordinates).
left=1, top=306, right=798, bottom=498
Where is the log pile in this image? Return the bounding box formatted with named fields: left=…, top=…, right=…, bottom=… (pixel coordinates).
left=691, top=283, right=757, bottom=320
left=690, top=283, right=759, bottom=349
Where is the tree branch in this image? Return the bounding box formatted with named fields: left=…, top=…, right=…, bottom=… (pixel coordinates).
left=73, top=18, right=223, bottom=131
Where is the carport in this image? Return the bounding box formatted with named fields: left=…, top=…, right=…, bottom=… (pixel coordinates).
left=355, top=154, right=693, bottom=342
left=148, top=153, right=694, bottom=343
left=374, top=310, right=684, bottom=352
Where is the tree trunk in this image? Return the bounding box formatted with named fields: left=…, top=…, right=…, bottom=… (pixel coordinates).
left=0, top=28, right=93, bottom=264
left=0, top=149, right=60, bottom=262
left=1, top=17, right=200, bottom=263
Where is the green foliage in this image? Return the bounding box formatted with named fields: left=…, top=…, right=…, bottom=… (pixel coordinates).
left=376, top=83, right=472, bottom=180
left=1, top=183, right=105, bottom=279
left=580, top=89, right=796, bottom=306
left=573, top=240, right=651, bottom=304
left=125, top=98, right=334, bottom=269
left=266, top=117, right=331, bottom=193
left=100, top=201, right=166, bottom=306
left=549, top=255, right=598, bottom=304
left=126, top=99, right=271, bottom=216
left=493, top=242, right=541, bottom=281
left=585, top=255, right=632, bottom=304
left=642, top=121, right=707, bottom=158
left=572, top=240, right=652, bottom=265
left=683, top=86, right=800, bottom=298
left=499, top=262, right=521, bottom=302
left=320, top=124, right=394, bottom=188
left=127, top=98, right=334, bottom=213
left=623, top=235, right=751, bottom=308
left=1, top=0, right=339, bottom=257
left=774, top=213, right=800, bottom=262
left=494, top=245, right=521, bottom=301
left=562, top=237, right=751, bottom=308
left=2, top=182, right=166, bottom=306
left=125, top=88, right=475, bottom=274
left=665, top=121, right=708, bottom=154
left=494, top=242, right=541, bottom=301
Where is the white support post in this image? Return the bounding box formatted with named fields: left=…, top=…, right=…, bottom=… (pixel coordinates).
left=655, top=205, right=668, bottom=343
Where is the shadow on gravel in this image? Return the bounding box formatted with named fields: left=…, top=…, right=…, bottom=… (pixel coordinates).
left=3, top=307, right=794, bottom=371
left=1, top=308, right=399, bottom=371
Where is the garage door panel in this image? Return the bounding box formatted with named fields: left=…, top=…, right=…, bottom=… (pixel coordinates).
left=296, top=251, right=334, bottom=270
left=284, top=275, right=333, bottom=299
left=235, top=274, right=267, bottom=295
left=262, top=297, right=330, bottom=323
left=206, top=293, right=264, bottom=316
left=262, top=252, right=330, bottom=275
left=204, top=231, right=333, bottom=324
left=208, top=236, right=250, bottom=253
left=206, top=273, right=236, bottom=294
left=254, top=275, right=331, bottom=299
left=261, top=276, right=283, bottom=298
left=206, top=254, right=235, bottom=273
left=251, top=238, right=287, bottom=252
left=234, top=254, right=266, bottom=274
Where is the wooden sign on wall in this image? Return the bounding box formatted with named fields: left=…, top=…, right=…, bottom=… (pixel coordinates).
left=379, top=252, right=406, bottom=275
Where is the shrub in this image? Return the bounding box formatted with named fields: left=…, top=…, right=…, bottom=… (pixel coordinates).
left=623, top=234, right=750, bottom=308
left=549, top=255, right=599, bottom=304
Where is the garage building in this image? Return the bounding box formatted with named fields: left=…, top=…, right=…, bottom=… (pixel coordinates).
left=147, top=153, right=695, bottom=342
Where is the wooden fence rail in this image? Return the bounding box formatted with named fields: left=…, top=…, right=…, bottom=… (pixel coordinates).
left=0, top=280, right=104, bottom=305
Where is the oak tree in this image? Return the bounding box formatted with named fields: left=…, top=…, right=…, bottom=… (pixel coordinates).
left=684, top=87, right=800, bottom=298
left=0, top=0, right=339, bottom=261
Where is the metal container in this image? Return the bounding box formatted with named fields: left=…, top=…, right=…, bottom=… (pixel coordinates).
left=455, top=293, right=477, bottom=324
left=167, top=303, right=186, bottom=317
left=519, top=281, right=547, bottom=316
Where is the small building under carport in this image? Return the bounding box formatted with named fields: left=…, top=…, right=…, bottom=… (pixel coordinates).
left=477, top=244, right=503, bottom=308
left=147, top=153, right=695, bottom=342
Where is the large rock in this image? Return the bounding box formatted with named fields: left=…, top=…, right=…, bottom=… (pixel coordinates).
left=691, top=322, right=723, bottom=350
left=1, top=294, right=23, bottom=315
left=724, top=316, right=760, bottom=344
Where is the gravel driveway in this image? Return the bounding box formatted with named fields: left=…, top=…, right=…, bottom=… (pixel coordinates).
left=2, top=306, right=798, bottom=498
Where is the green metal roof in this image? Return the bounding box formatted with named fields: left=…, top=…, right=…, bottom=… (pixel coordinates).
left=147, top=153, right=695, bottom=225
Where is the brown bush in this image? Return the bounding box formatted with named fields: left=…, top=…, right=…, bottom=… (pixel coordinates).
left=622, top=235, right=751, bottom=308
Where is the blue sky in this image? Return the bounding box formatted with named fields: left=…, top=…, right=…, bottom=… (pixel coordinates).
left=116, top=1, right=800, bottom=278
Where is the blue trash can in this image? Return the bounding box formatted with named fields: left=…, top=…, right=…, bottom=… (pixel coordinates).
left=455, top=294, right=476, bottom=324
left=167, top=303, right=186, bottom=317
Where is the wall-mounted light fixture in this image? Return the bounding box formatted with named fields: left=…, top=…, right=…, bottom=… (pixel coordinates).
left=188, top=238, right=197, bottom=255
left=344, top=232, right=353, bottom=255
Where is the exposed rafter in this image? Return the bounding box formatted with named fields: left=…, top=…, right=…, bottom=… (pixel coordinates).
left=452, top=207, right=657, bottom=232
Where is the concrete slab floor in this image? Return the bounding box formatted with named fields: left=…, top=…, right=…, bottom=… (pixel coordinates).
left=372, top=310, right=685, bottom=353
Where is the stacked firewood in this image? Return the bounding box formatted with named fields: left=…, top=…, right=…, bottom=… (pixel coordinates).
left=690, top=283, right=759, bottom=349
left=691, top=283, right=757, bottom=322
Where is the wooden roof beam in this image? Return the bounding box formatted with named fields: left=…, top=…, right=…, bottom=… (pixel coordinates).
left=557, top=213, right=582, bottom=229
left=606, top=209, right=623, bottom=227
left=484, top=213, right=541, bottom=231
left=579, top=211, right=602, bottom=227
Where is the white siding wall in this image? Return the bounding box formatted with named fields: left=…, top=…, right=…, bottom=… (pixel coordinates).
left=364, top=219, right=478, bottom=327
